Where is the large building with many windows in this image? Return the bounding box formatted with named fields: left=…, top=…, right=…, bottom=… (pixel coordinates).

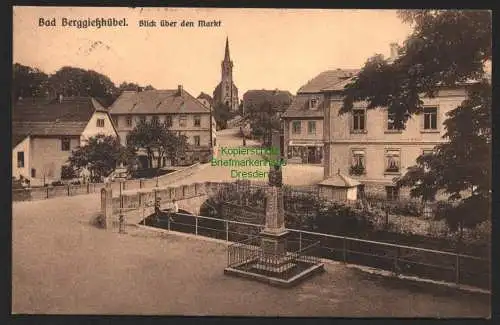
left=108, top=85, right=216, bottom=167
left=322, top=85, right=470, bottom=199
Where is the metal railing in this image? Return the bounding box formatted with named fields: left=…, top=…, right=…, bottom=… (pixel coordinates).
left=226, top=236, right=322, bottom=279
left=143, top=212, right=490, bottom=291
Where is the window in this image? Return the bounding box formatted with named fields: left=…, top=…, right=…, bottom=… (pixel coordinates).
left=386, top=186, right=400, bottom=201
left=194, top=136, right=200, bottom=146
left=423, top=107, right=438, bottom=130
left=310, top=98, right=318, bottom=109
left=194, top=115, right=201, bottom=127
left=61, top=138, right=71, bottom=151
left=166, top=115, right=173, bottom=127
left=352, top=109, right=366, bottom=132
left=152, top=115, right=159, bottom=124
left=422, top=149, right=434, bottom=171
left=179, top=115, right=187, bottom=127
left=422, top=149, right=434, bottom=156
left=307, top=121, right=316, bottom=135
left=126, top=116, right=132, bottom=127
left=31, top=168, right=36, bottom=178
left=17, top=152, right=24, bottom=168
left=112, top=117, right=118, bottom=127
left=387, top=112, right=397, bottom=130
left=96, top=119, right=105, bottom=128
left=139, top=116, right=146, bottom=123
left=350, top=149, right=365, bottom=175
left=385, top=149, right=401, bottom=173
left=292, top=121, right=301, bottom=134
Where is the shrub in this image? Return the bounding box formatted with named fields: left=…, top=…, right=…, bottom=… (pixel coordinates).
left=90, top=213, right=105, bottom=228
left=349, top=164, right=365, bottom=176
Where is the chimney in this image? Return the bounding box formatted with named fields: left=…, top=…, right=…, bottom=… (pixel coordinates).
left=390, top=43, right=399, bottom=61
left=177, top=85, right=183, bottom=96
left=59, top=94, right=63, bottom=103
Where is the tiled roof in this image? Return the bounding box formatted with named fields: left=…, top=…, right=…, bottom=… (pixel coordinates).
left=109, top=89, right=211, bottom=115
left=12, top=96, right=105, bottom=137
left=12, top=134, right=28, bottom=149
left=12, top=121, right=88, bottom=137
left=298, top=69, right=360, bottom=93
left=197, top=92, right=213, bottom=102
left=318, top=173, right=361, bottom=188
left=282, top=95, right=324, bottom=119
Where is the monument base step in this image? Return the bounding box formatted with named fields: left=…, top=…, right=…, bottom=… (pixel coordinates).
left=252, top=261, right=296, bottom=274
left=224, top=262, right=325, bottom=288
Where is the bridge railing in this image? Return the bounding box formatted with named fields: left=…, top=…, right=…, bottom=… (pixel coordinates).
left=143, top=212, right=490, bottom=292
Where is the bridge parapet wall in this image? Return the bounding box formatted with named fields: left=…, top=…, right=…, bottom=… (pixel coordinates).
left=101, top=181, right=236, bottom=228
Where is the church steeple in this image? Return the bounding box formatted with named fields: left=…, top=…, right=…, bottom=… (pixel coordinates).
left=214, top=37, right=238, bottom=112
left=224, top=37, right=231, bottom=61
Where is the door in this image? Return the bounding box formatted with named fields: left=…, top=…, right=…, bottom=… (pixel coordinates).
left=307, top=147, right=316, bottom=164
left=138, top=156, right=149, bottom=169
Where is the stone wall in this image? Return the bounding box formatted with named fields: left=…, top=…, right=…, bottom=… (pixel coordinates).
left=12, top=162, right=203, bottom=202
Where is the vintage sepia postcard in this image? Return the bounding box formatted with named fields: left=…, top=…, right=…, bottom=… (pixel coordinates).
left=11, top=6, right=491, bottom=317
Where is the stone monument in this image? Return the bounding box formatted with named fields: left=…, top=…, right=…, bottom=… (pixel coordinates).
left=255, top=130, right=291, bottom=271
left=224, top=130, right=324, bottom=286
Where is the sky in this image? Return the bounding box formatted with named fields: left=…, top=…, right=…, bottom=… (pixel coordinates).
left=13, top=7, right=413, bottom=97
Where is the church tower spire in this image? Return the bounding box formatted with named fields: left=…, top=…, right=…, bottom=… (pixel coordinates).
left=213, top=37, right=239, bottom=112
left=224, top=36, right=231, bottom=61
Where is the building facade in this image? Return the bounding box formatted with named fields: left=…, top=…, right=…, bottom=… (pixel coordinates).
left=282, top=69, right=358, bottom=164
left=213, top=37, right=239, bottom=111
left=12, top=96, right=118, bottom=186
left=109, top=86, right=216, bottom=167
left=323, top=87, right=469, bottom=199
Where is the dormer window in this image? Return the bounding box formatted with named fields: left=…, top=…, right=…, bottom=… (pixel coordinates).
left=309, top=98, right=319, bottom=110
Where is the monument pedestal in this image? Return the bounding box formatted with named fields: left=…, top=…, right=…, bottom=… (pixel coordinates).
left=260, top=228, right=288, bottom=256
left=257, top=229, right=293, bottom=273
left=224, top=130, right=324, bottom=287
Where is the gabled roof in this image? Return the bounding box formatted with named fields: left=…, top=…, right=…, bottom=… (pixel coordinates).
left=298, top=69, right=360, bottom=93
left=282, top=95, right=324, bottom=119
left=12, top=96, right=107, bottom=138
left=319, top=172, right=361, bottom=188
left=109, top=89, right=211, bottom=115
left=12, top=134, right=28, bottom=149
left=197, top=92, right=213, bottom=107
left=197, top=92, right=213, bottom=102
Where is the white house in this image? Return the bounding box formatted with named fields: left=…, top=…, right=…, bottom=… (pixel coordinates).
left=12, top=96, right=118, bottom=186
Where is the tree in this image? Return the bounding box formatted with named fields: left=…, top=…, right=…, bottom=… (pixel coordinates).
left=12, top=63, right=49, bottom=102
left=68, top=135, right=129, bottom=182
left=340, top=10, right=492, bottom=232
left=48, top=66, right=118, bottom=105
left=213, top=102, right=233, bottom=130
left=117, top=82, right=155, bottom=93
left=246, top=100, right=282, bottom=146
left=126, top=119, right=188, bottom=169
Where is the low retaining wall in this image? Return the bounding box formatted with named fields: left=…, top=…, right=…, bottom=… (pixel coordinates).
left=12, top=163, right=203, bottom=202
